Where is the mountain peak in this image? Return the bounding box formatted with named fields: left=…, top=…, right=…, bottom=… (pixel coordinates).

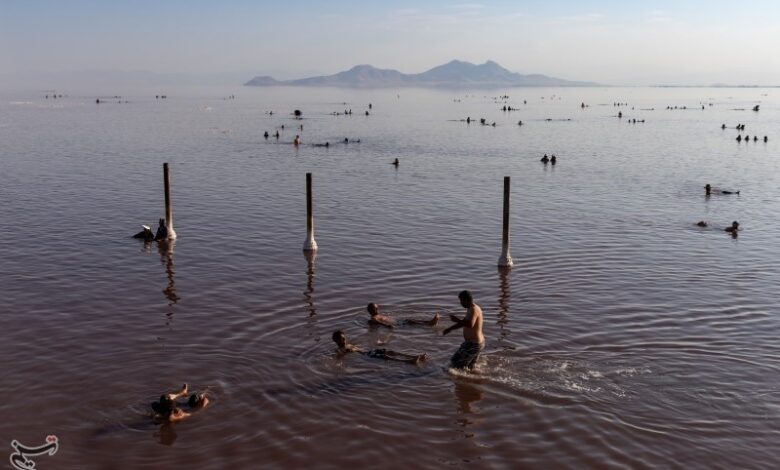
left=245, top=60, right=598, bottom=88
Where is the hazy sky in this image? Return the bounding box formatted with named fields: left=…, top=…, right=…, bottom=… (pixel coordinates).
left=2, top=0, right=780, bottom=86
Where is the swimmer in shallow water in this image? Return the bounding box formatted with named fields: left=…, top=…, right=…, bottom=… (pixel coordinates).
left=366, top=303, right=439, bottom=328
left=332, top=330, right=426, bottom=364
left=443, top=290, right=484, bottom=371
left=725, top=221, right=740, bottom=234
left=696, top=221, right=708, bottom=227
left=150, top=384, right=210, bottom=423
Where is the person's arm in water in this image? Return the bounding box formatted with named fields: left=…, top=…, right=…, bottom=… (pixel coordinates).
left=370, top=350, right=426, bottom=364
left=368, top=315, right=394, bottom=328
left=405, top=313, right=440, bottom=326
left=443, top=310, right=475, bottom=336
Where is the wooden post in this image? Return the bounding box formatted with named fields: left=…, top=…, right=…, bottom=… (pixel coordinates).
left=163, top=163, right=177, bottom=239
left=497, top=176, right=513, bottom=267
left=303, top=172, right=318, bottom=251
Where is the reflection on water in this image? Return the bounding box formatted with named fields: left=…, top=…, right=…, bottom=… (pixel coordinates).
left=154, top=422, right=177, bottom=446
left=158, top=240, right=179, bottom=306
left=303, top=250, right=317, bottom=317
left=497, top=267, right=511, bottom=345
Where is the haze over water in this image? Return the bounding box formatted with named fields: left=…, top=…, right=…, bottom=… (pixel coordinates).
left=1, top=86, right=779, bottom=469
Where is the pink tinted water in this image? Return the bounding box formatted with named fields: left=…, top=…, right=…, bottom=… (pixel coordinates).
left=1, top=86, right=779, bottom=469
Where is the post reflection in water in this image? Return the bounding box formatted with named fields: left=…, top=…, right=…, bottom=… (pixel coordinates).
left=303, top=250, right=317, bottom=317
left=497, top=267, right=511, bottom=345
left=158, top=240, right=179, bottom=307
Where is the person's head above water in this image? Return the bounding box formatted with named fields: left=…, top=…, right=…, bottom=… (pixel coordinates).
left=332, top=330, right=347, bottom=348
left=458, top=290, right=473, bottom=308
left=367, top=303, right=379, bottom=316
left=151, top=395, right=176, bottom=417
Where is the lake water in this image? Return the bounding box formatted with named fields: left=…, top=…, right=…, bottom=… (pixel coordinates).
left=1, top=85, right=779, bottom=469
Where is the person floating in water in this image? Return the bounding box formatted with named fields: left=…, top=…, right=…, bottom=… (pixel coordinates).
left=725, top=221, right=740, bottom=234
left=550, top=155, right=557, bottom=165
left=332, top=330, right=426, bottom=364
left=696, top=221, right=708, bottom=227
left=392, top=158, right=399, bottom=166
left=263, top=131, right=269, bottom=139
left=443, top=290, right=484, bottom=370
left=132, top=224, right=154, bottom=241
left=150, top=384, right=210, bottom=422
left=294, top=135, right=301, bottom=146
left=366, top=303, right=439, bottom=328
left=540, top=154, right=549, bottom=164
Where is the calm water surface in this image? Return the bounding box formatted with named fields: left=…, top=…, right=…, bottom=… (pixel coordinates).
left=1, top=86, right=779, bottom=469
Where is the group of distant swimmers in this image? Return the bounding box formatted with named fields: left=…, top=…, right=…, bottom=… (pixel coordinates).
left=540, top=154, right=557, bottom=165
left=697, top=184, right=741, bottom=236
left=333, top=291, right=486, bottom=371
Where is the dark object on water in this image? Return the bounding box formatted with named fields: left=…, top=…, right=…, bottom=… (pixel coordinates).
left=518, top=120, right=523, bottom=126
left=705, top=184, right=711, bottom=195
left=696, top=221, right=708, bottom=227
left=725, top=221, right=740, bottom=233
left=550, top=155, right=557, bottom=165
left=155, top=218, right=168, bottom=241
left=132, top=225, right=154, bottom=241
left=764, top=136, right=768, bottom=142
left=752, top=105, right=759, bottom=112
left=294, top=109, right=302, bottom=117
left=721, top=190, right=740, bottom=195
left=392, top=158, right=399, bottom=166
left=540, top=154, right=549, bottom=164
left=754, top=136, right=758, bottom=141
left=736, top=135, right=742, bottom=142
left=721, top=124, right=726, bottom=129
left=618, top=111, right=622, bottom=118
left=263, top=131, right=269, bottom=139
left=365, top=111, right=369, bottom=116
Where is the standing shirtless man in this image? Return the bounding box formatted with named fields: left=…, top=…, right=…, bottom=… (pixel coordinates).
left=443, top=290, right=484, bottom=370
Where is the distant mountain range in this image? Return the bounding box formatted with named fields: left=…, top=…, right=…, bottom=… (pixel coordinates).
left=244, top=60, right=598, bottom=88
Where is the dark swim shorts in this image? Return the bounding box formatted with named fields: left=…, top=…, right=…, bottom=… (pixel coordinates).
left=450, top=341, right=484, bottom=369
left=366, top=348, right=388, bottom=359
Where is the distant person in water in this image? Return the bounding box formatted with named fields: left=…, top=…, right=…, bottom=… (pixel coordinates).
left=550, top=155, right=557, bottom=165
left=443, top=290, right=485, bottom=370
left=294, top=135, right=301, bottom=146
left=392, top=158, right=399, bottom=166
left=263, top=131, right=269, bottom=139
left=332, top=330, right=426, bottom=364
left=540, top=154, right=549, bottom=164
left=696, top=221, right=708, bottom=227
left=705, top=184, right=711, bottom=195
left=151, top=384, right=210, bottom=422
left=725, top=221, right=740, bottom=234
left=366, top=303, right=439, bottom=328
left=133, top=224, right=154, bottom=241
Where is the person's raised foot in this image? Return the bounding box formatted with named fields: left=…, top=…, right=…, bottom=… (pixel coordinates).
left=168, top=383, right=188, bottom=400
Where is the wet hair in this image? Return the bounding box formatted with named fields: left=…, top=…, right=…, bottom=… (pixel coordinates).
left=188, top=393, right=205, bottom=408
left=332, top=330, right=345, bottom=344
left=458, top=290, right=473, bottom=304
left=151, top=395, right=175, bottom=417
left=367, top=303, right=378, bottom=315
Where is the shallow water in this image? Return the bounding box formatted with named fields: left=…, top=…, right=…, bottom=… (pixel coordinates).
left=1, top=86, right=779, bottom=469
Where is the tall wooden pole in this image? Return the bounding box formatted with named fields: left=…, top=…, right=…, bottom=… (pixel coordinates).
left=497, top=176, right=513, bottom=267
left=163, top=163, right=177, bottom=239
left=303, top=172, right=318, bottom=251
